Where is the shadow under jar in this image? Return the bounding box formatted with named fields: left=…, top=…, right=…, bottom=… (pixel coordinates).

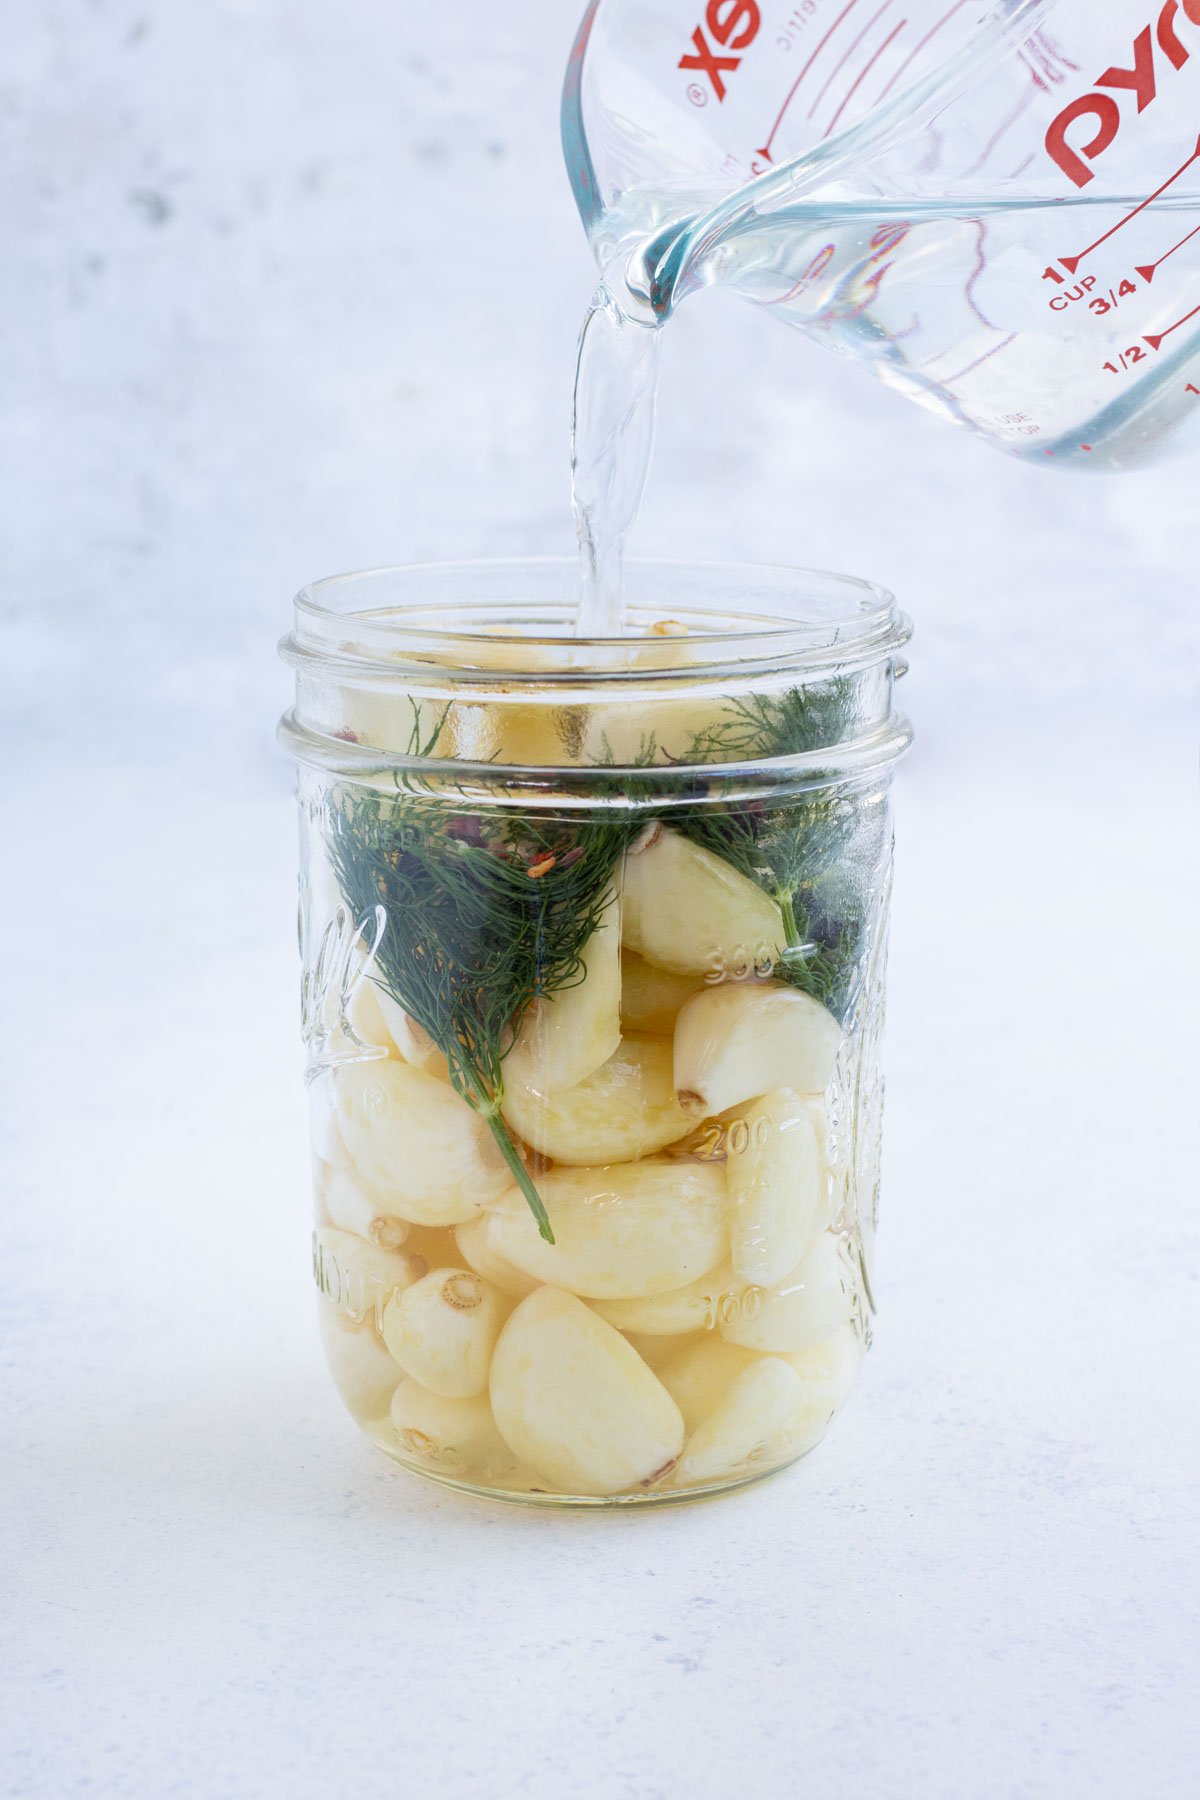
left=279, top=560, right=912, bottom=1507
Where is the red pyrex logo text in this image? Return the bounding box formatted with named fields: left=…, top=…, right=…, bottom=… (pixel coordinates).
left=1046, top=1, right=1200, bottom=186
left=679, top=1, right=762, bottom=102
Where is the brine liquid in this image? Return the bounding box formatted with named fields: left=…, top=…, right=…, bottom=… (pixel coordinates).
left=570, top=284, right=663, bottom=637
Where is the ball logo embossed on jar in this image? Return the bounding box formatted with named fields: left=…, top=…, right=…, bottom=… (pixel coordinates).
left=302, top=902, right=386, bottom=1061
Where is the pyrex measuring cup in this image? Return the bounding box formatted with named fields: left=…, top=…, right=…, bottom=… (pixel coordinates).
left=564, top=0, right=1200, bottom=465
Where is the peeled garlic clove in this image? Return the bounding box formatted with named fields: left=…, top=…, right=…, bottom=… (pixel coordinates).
left=320, top=1166, right=410, bottom=1251
left=349, top=967, right=450, bottom=1078
left=674, top=983, right=842, bottom=1116
left=504, top=887, right=621, bottom=1094
left=675, top=1356, right=807, bottom=1485
left=575, top=694, right=732, bottom=766
left=485, top=1160, right=728, bottom=1299
left=779, top=1323, right=865, bottom=1456
left=336, top=1058, right=509, bottom=1226
left=347, top=973, right=392, bottom=1050
left=719, top=1232, right=853, bottom=1352
left=447, top=696, right=583, bottom=767
left=620, top=828, right=785, bottom=977
left=592, top=1262, right=737, bottom=1336
left=381, top=1267, right=507, bottom=1399
left=325, top=688, right=450, bottom=756
left=727, top=1089, right=828, bottom=1287
left=390, top=1378, right=517, bottom=1477
left=314, top=1227, right=426, bottom=1330
left=501, top=1032, right=692, bottom=1165
left=620, top=953, right=701, bottom=1035
left=805, top=1097, right=832, bottom=1161
left=658, top=1337, right=761, bottom=1434
left=622, top=1329, right=707, bottom=1375
left=455, top=1216, right=540, bottom=1300
left=377, top=988, right=437, bottom=1066
left=489, top=1288, right=685, bottom=1496
left=308, top=1072, right=346, bottom=1166
left=319, top=1309, right=402, bottom=1421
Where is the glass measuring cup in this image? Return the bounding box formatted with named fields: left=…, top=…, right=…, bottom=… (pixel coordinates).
left=564, top=0, right=1200, bottom=465
left=279, top=559, right=912, bottom=1504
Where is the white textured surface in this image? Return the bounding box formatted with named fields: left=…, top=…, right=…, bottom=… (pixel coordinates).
left=3, top=4, right=1200, bottom=1797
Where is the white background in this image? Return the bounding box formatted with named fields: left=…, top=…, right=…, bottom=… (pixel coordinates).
left=3, top=4, right=1198, bottom=1797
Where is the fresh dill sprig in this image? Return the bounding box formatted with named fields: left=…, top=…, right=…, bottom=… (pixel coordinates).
left=677, top=678, right=883, bottom=1019
left=324, top=707, right=637, bottom=1241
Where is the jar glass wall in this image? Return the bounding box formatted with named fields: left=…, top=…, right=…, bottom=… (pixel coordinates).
left=280, top=560, right=912, bottom=1506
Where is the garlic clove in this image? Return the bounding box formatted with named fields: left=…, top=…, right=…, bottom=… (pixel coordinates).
left=718, top=1232, right=854, bottom=1353
left=446, top=696, right=585, bottom=767
left=313, top=1227, right=427, bottom=1331
left=592, top=1262, right=738, bottom=1336
left=489, top=1287, right=685, bottom=1496
left=620, top=828, right=785, bottom=977
left=779, top=1324, right=865, bottom=1456
left=308, top=1072, right=347, bottom=1167
left=319, top=1165, right=410, bottom=1251
left=504, top=887, right=621, bottom=1094
left=390, top=1378, right=519, bottom=1481
left=501, top=1032, right=692, bottom=1166
left=726, top=1089, right=829, bottom=1287
left=674, top=1356, right=808, bottom=1486
left=621, top=1329, right=708, bottom=1374
left=805, top=1096, right=832, bottom=1162
left=346, top=973, right=393, bottom=1051
left=374, top=986, right=438, bottom=1068
left=674, top=983, right=842, bottom=1116
left=455, top=1216, right=540, bottom=1300
left=484, top=1159, right=728, bottom=1299
left=620, top=953, right=701, bottom=1036
left=336, top=1058, right=510, bottom=1226
left=318, top=1309, right=403, bottom=1422
left=657, top=1337, right=762, bottom=1434
left=349, top=962, right=450, bottom=1079
left=381, top=1267, right=507, bottom=1399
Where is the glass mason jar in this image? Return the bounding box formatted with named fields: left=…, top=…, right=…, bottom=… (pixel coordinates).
left=279, top=560, right=912, bottom=1506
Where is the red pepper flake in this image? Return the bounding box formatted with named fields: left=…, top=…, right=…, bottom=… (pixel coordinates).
left=527, top=855, right=557, bottom=879
left=558, top=846, right=585, bottom=869
left=331, top=728, right=360, bottom=743
left=445, top=815, right=483, bottom=842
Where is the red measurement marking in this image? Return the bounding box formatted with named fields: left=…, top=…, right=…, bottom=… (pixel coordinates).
left=757, top=0, right=863, bottom=162
left=1144, top=302, right=1200, bottom=351
left=1060, top=132, right=1200, bottom=275
left=1135, top=221, right=1200, bottom=285
left=874, top=0, right=970, bottom=105
left=808, top=1, right=892, bottom=123
left=824, top=17, right=909, bottom=139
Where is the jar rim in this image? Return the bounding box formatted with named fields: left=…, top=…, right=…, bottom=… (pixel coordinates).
left=279, top=557, right=913, bottom=795
left=282, top=556, right=911, bottom=685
